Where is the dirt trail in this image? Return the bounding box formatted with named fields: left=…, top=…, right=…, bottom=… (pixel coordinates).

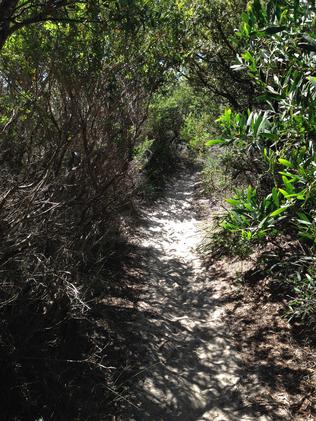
left=118, top=170, right=286, bottom=421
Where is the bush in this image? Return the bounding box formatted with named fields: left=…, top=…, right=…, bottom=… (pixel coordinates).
left=288, top=270, right=316, bottom=325
left=207, top=0, right=316, bottom=325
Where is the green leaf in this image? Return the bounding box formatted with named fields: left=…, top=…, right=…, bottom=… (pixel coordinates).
left=278, top=158, right=293, bottom=168
left=297, top=212, right=310, bottom=223
left=299, top=232, right=315, bottom=241
left=282, top=175, right=294, bottom=193
left=244, top=203, right=254, bottom=211
left=270, top=206, right=289, bottom=217
left=307, top=76, right=316, bottom=88
left=226, top=198, right=240, bottom=206
left=297, top=219, right=312, bottom=225
left=263, top=148, right=268, bottom=159
left=205, top=139, right=225, bottom=147
left=221, top=221, right=238, bottom=231
left=279, top=171, right=298, bottom=179
left=258, top=215, right=270, bottom=229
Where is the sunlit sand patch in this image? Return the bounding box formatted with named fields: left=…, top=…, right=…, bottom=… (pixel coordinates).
left=120, top=171, right=273, bottom=421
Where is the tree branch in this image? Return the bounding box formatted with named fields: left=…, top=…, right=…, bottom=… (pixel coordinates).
left=0, top=0, right=94, bottom=51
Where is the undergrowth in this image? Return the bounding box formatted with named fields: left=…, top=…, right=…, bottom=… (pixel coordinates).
left=200, top=0, right=316, bottom=328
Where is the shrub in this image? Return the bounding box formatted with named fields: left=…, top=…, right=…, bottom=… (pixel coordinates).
left=208, top=0, right=316, bottom=325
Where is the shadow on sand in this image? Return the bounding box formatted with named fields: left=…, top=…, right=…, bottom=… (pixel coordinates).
left=96, top=172, right=310, bottom=420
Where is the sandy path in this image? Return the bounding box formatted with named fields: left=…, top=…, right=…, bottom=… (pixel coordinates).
left=118, top=170, right=277, bottom=421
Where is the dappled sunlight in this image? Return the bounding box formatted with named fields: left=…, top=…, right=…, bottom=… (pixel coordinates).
left=116, top=171, right=288, bottom=421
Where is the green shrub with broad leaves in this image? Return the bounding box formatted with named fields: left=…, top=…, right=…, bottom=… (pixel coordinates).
left=210, top=0, right=316, bottom=324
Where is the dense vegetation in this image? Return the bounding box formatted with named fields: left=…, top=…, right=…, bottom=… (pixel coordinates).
left=0, top=0, right=315, bottom=419
left=205, top=0, right=316, bottom=325
left=0, top=2, right=197, bottom=419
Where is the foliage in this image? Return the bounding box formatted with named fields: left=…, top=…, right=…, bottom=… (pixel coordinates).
left=201, top=222, right=253, bottom=259
left=0, top=2, right=200, bottom=419
left=183, top=0, right=253, bottom=109
left=181, top=111, right=215, bottom=153
left=210, top=0, right=316, bottom=324
left=199, top=154, right=232, bottom=197
left=133, top=137, right=154, bottom=169
left=288, top=269, right=316, bottom=324
left=137, top=82, right=197, bottom=194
